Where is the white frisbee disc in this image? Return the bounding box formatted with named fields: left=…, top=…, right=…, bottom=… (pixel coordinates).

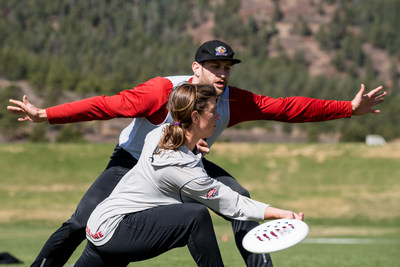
left=242, top=219, right=309, bottom=254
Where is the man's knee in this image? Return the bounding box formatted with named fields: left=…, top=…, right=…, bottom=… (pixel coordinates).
left=237, top=187, right=250, bottom=198
left=238, top=187, right=250, bottom=198
left=214, top=176, right=251, bottom=197
left=75, top=242, right=106, bottom=267
left=61, top=217, right=86, bottom=240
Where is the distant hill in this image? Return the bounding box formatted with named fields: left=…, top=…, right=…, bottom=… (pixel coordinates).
left=1, top=0, right=399, bottom=142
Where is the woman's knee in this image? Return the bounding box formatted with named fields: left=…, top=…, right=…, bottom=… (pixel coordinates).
left=184, top=204, right=212, bottom=224
left=192, top=204, right=210, bottom=216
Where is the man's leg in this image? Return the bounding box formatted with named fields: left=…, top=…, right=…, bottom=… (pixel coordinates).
left=202, top=158, right=273, bottom=267
left=31, top=146, right=137, bottom=267
left=76, top=203, right=224, bottom=267
left=74, top=241, right=111, bottom=267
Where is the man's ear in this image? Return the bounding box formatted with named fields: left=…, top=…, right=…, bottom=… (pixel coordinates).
left=192, top=61, right=201, bottom=78
left=191, top=110, right=199, bottom=124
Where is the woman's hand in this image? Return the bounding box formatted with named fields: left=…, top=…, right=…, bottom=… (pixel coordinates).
left=264, top=206, right=304, bottom=221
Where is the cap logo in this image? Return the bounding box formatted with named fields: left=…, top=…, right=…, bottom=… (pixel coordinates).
left=215, top=46, right=228, bottom=56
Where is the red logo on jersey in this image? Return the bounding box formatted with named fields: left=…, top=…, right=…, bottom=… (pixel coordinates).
left=86, top=226, right=104, bottom=240
left=207, top=187, right=220, bottom=199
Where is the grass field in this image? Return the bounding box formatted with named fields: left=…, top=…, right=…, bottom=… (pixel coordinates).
left=1, top=142, right=400, bottom=266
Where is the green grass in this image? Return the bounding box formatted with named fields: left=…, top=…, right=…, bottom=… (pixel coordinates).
left=1, top=142, right=400, bottom=266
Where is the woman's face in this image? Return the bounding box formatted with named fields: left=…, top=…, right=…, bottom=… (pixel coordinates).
left=197, top=97, right=220, bottom=138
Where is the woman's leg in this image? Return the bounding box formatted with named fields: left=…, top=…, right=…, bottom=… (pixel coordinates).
left=90, top=203, right=224, bottom=267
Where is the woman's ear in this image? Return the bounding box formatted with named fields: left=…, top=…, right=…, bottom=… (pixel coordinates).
left=191, top=111, right=199, bottom=124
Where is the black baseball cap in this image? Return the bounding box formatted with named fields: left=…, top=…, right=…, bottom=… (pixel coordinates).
left=195, top=40, right=241, bottom=65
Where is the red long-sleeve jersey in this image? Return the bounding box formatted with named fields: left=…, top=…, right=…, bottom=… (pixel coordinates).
left=46, top=76, right=351, bottom=127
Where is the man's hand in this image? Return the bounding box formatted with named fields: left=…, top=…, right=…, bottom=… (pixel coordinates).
left=196, top=139, right=210, bottom=154
left=351, top=84, right=386, bottom=116
left=7, top=95, right=48, bottom=122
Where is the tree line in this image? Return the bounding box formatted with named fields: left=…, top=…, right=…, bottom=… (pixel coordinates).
left=0, top=0, right=399, bottom=142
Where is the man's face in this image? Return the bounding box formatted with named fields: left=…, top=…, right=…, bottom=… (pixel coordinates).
left=192, top=60, right=232, bottom=96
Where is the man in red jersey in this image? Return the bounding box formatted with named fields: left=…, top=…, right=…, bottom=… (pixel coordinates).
left=8, top=40, right=386, bottom=267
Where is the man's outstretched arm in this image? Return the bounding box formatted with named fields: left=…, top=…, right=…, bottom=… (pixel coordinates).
left=7, top=77, right=174, bottom=124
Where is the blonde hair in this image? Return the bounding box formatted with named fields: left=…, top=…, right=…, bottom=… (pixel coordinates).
left=158, top=83, right=217, bottom=151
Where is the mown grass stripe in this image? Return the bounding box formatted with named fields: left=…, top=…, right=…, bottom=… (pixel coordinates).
left=304, top=238, right=400, bottom=245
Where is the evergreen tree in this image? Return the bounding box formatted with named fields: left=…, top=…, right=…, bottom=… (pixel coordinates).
left=0, top=85, right=24, bottom=139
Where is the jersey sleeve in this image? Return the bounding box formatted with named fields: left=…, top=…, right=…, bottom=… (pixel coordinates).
left=228, top=87, right=352, bottom=127
left=46, top=77, right=173, bottom=124
left=179, top=176, right=268, bottom=222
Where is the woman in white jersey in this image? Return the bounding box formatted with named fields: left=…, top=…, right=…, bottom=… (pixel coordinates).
left=75, top=83, right=304, bottom=267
